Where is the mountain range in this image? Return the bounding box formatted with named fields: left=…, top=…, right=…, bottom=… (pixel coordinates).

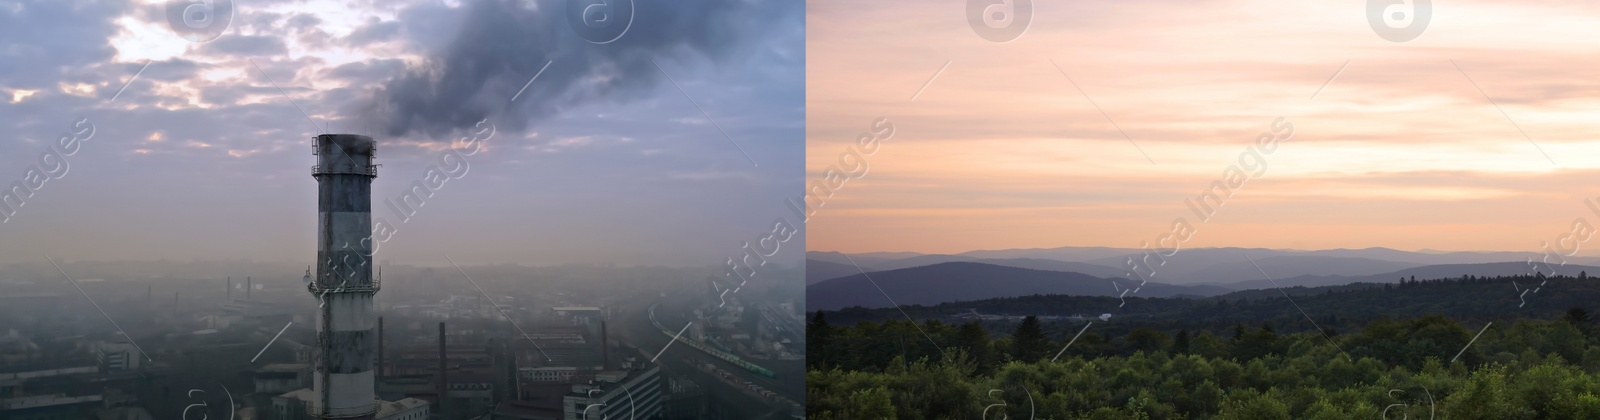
left=806, top=262, right=1231, bottom=310
left=806, top=247, right=1600, bottom=310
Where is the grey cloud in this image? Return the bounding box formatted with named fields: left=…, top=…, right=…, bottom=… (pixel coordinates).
left=324, top=59, right=407, bottom=83
left=0, top=0, right=128, bottom=89
left=198, top=84, right=283, bottom=107
left=142, top=59, right=205, bottom=82
left=350, top=0, right=801, bottom=140
left=202, top=35, right=289, bottom=57
left=286, top=13, right=321, bottom=30
left=247, top=55, right=327, bottom=88
left=296, top=27, right=334, bottom=49
left=241, top=11, right=287, bottom=33
left=394, top=2, right=465, bottom=53
left=341, top=18, right=402, bottom=47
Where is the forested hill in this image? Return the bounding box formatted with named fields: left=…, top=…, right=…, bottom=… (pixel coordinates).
left=807, top=271, right=1600, bottom=419
left=819, top=272, right=1598, bottom=338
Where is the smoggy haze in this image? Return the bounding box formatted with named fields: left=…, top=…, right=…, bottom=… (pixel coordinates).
left=807, top=0, right=1600, bottom=254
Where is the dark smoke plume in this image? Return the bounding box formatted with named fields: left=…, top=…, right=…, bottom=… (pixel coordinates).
left=355, top=0, right=795, bottom=140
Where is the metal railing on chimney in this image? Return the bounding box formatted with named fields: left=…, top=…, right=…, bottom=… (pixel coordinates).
left=311, top=164, right=379, bottom=176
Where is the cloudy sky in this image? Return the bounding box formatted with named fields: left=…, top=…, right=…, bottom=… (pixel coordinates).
left=0, top=0, right=804, bottom=267
left=807, top=0, right=1600, bottom=254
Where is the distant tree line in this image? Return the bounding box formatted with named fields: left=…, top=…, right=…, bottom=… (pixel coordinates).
left=807, top=274, right=1600, bottom=419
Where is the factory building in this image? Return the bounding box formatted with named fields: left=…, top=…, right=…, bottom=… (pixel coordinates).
left=560, top=367, right=663, bottom=420
left=270, top=389, right=429, bottom=420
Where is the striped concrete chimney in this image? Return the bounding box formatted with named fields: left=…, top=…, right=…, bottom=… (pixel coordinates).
left=309, top=134, right=379, bottom=419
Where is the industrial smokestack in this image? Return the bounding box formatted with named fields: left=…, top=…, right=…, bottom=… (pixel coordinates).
left=377, top=317, right=384, bottom=386
left=309, top=134, right=380, bottom=419
left=486, top=338, right=499, bottom=403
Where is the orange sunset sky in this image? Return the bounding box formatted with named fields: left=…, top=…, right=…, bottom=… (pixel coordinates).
left=806, top=0, right=1600, bottom=254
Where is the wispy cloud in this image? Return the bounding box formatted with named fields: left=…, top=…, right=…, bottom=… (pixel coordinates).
left=808, top=0, right=1600, bottom=253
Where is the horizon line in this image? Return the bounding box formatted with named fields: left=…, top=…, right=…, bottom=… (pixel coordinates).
left=808, top=246, right=1550, bottom=255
